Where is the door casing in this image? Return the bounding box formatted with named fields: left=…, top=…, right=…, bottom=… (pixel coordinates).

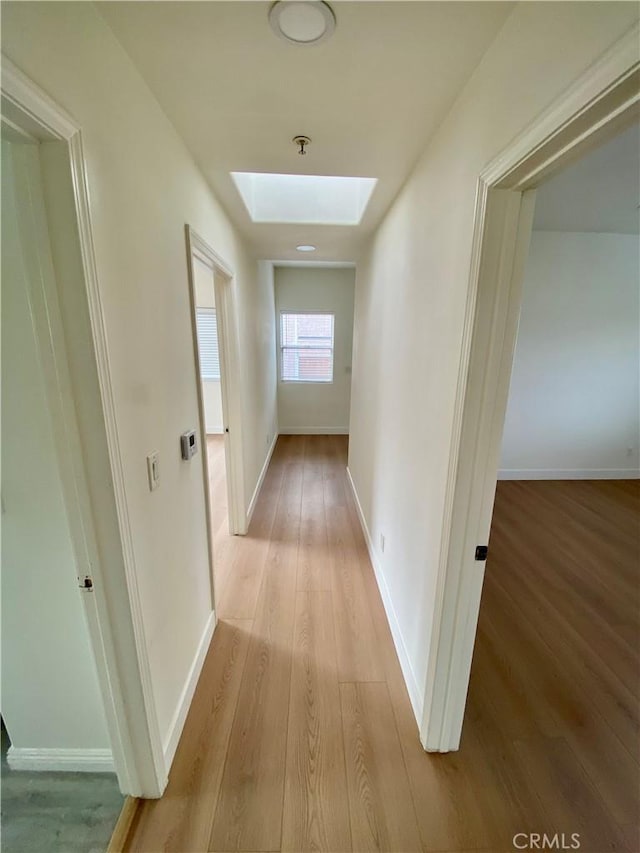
left=1, top=55, right=166, bottom=797
left=184, top=226, right=247, bottom=624
left=421, top=24, right=640, bottom=752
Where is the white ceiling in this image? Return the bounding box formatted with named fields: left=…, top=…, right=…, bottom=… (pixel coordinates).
left=99, top=1, right=513, bottom=262
left=534, top=122, right=640, bottom=234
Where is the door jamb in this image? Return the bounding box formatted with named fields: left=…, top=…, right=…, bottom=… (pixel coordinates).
left=421, top=24, right=640, bottom=752
left=1, top=55, right=166, bottom=796
left=185, top=226, right=247, bottom=555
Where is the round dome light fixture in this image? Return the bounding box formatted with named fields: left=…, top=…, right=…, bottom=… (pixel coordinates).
left=296, top=244, right=316, bottom=252
left=269, top=1, right=336, bottom=46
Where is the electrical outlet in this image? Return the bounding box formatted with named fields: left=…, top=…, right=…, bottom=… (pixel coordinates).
left=380, top=533, right=385, bottom=553
left=147, top=452, right=160, bottom=491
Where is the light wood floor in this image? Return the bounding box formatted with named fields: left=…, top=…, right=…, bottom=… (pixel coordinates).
left=125, top=437, right=639, bottom=852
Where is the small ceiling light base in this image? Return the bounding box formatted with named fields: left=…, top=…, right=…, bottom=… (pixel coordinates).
left=296, top=245, right=316, bottom=252
left=293, top=135, right=311, bottom=155
left=269, top=1, right=336, bottom=46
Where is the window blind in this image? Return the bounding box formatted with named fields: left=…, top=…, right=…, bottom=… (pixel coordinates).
left=280, top=313, right=334, bottom=382
left=196, top=308, right=220, bottom=380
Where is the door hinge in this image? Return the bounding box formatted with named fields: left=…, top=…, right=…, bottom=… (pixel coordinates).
left=79, top=575, right=94, bottom=591
left=475, top=545, right=488, bottom=561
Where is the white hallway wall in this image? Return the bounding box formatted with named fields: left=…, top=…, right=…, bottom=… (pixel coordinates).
left=1, top=2, right=277, bottom=764
left=193, top=255, right=224, bottom=434
left=1, top=142, right=111, bottom=765
left=500, top=231, right=640, bottom=479
left=348, top=2, right=639, bottom=723
left=275, top=266, right=355, bottom=434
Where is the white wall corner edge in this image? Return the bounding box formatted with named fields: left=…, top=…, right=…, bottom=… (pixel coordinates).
left=162, top=609, right=216, bottom=772
left=246, top=431, right=279, bottom=527
left=6, top=746, right=115, bottom=773
left=345, top=466, right=424, bottom=726
left=498, top=468, right=640, bottom=480
left=278, top=427, right=350, bottom=435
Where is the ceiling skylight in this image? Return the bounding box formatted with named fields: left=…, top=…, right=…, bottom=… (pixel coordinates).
left=230, top=172, right=377, bottom=225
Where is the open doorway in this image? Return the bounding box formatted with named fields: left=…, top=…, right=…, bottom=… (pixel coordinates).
left=185, top=228, right=246, bottom=608
left=1, top=133, right=124, bottom=852
left=1, top=56, right=168, bottom=812
left=421, top=42, right=639, bottom=756
left=499, top=123, right=639, bottom=482
left=192, top=251, right=229, bottom=543
left=463, top=121, right=639, bottom=847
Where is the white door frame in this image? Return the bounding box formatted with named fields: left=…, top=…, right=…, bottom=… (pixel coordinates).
left=185, top=226, right=247, bottom=555
left=1, top=56, right=166, bottom=796
left=421, top=25, right=640, bottom=753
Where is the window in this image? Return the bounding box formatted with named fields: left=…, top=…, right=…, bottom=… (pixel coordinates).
left=280, top=312, right=334, bottom=382
left=195, top=308, right=220, bottom=380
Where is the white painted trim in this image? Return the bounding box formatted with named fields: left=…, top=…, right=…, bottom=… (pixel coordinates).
left=484, top=24, right=640, bottom=189
left=498, top=468, right=640, bottom=480
left=7, top=747, right=115, bottom=774
left=206, top=427, right=225, bottom=435
left=185, top=237, right=223, bottom=609
left=346, top=467, right=423, bottom=724
left=423, top=189, right=537, bottom=753
left=247, top=432, right=278, bottom=527
left=162, top=610, right=216, bottom=768
left=185, top=226, right=247, bottom=543
left=68, top=130, right=166, bottom=799
left=0, top=58, right=77, bottom=139
left=424, top=23, right=640, bottom=754
left=279, top=427, right=349, bottom=435
left=191, top=238, right=233, bottom=279
left=1, top=55, right=166, bottom=797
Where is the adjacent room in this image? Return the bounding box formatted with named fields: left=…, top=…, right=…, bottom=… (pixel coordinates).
left=191, top=244, right=232, bottom=583
left=1, top=138, right=123, bottom=853
left=466, top=121, right=640, bottom=849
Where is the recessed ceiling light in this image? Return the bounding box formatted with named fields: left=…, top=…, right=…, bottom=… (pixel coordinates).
left=296, top=245, right=316, bottom=252
left=269, top=1, right=336, bottom=46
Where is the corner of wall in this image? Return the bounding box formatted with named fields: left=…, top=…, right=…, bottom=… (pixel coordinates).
left=162, top=609, right=216, bottom=771
left=246, top=430, right=278, bottom=527
left=345, top=467, right=424, bottom=725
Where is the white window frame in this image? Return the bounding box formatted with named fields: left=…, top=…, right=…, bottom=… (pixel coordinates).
left=279, top=310, right=335, bottom=384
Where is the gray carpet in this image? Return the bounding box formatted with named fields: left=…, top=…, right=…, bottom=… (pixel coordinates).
left=1, top=722, right=124, bottom=853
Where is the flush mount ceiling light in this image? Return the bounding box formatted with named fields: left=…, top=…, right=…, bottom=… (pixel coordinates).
left=296, top=244, right=316, bottom=252
left=269, top=1, right=336, bottom=46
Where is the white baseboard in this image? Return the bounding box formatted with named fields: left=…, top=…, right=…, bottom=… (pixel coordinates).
left=498, top=468, right=640, bottom=480
left=279, top=427, right=349, bottom=435
left=345, top=467, right=424, bottom=725
left=162, top=609, right=216, bottom=770
left=247, top=432, right=278, bottom=527
left=7, top=746, right=115, bottom=773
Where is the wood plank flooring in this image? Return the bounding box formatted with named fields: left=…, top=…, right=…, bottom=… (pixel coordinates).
left=125, top=439, right=639, bottom=852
